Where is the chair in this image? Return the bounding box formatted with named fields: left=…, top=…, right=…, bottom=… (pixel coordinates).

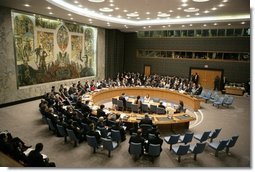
left=208, top=139, right=229, bottom=157
left=141, top=103, right=149, bottom=113
left=179, top=132, right=194, bottom=144
left=101, top=138, right=118, bottom=157
left=198, top=90, right=206, bottom=98
left=150, top=104, right=157, bottom=114
left=97, top=127, right=109, bottom=138
left=89, top=116, right=99, bottom=124
left=226, top=135, right=239, bottom=155
left=172, top=144, right=190, bottom=163
left=110, top=129, right=122, bottom=144
left=223, top=96, right=234, bottom=108
left=156, top=107, right=166, bottom=114
left=81, top=122, right=90, bottom=133
left=46, top=118, right=56, bottom=133
left=66, top=128, right=79, bottom=147
left=209, top=94, right=219, bottom=103
left=148, top=144, right=161, bottom=160
left=86, top=135, right=98, bottom=153
left=112, top=98, right=118, bottom=108
left=194, top=131, right=211, bottom=143
left=129, top=142, right=142, bottom=160
left=212, top=97, right=224, bottom=108
left=164, top=134, right=180, bottom=150
left=117, top=100, right=124, bottom=111
left=208, top=128, right=222, bottom=142
left=126, top=101, right=132, bottom=112
left=131, top=104, right=140, bottom=113
left=56, top=124, right=67, bottom=143
left=140, top=124, right=152, bottom=138
left=189, top=142, right=206, bottom=160
left=202, top=90, right=212, bottom=103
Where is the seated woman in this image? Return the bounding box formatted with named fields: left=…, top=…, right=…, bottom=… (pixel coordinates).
left=143, top=94, right=151, bottom=103
left=134, top=96, right=142, bottom=109
left=174, top=100, right=186, bottom=113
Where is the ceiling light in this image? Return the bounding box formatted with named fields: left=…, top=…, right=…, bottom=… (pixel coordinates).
left=228, top=23, right=231, bottom=26
left=136, top=17, right=140, bottom=20
left=24, top=4, right=30, bottom=7
left=109, top=0, right=114, bottom=2
left=195, top=13, right=200, bottom=15
left=182, top=3, right=188, bottom=7
left=169, top=10, right=174, bottom=13
left=47, top=6, right=52, bottom=10
left=126, top=13, right=139, bottom=17
left=146, top=18, right=150, bottom=20
left=108, top=14, right=112, bottom=16
left=68, top=13, right=72, bottom=16
left=78, top=4, right=83, bottom=7
left=74, top=1, right=79, bottom=3
left=88, top=18, right=92, bottom=21
left=70, top=17, right=73, bottom=20
left=204, top=10, right=210, bottom=13
left=192, top=0, right=210, bottom=2
left=115, top=7, right=119, bottom=10
left=211, top=7, right=217, bottom=10
left=157, top=13, right=170, bottom=17
left=176, top=16, right=181, bottom=18
left=177, top=7, right=182, bottom=10
left=182, top=25, right=185, bottom=27
left=88, top=0, right=105, bottom=2
left=184, top=7, right=199, bottom=12
left=214, top=23, right=218, bottom=25
left=117, top=15, right=122, bottom=18
left=203, top=24, right=207, bottom=26
left=189, top=24, right=193, bottom=26
left=148, top=26, right=151, bottom=28
left=143, top=26, right=146, bottom=29
left=99, top=7, right=113, bottom=12
left=218, top=4, right=225, bottom=7
left=123, top=10, right=128, bottom=12
left=222, top=0, right=228, bottom=2
left=241, top=22, right=246, bottom=24
left=146, top=12, right=150, bottom=15
left=182, top=0, right=188, bottom=2
left=109, top=3, right=114, bottom=7
left=168, top=25, right=171, bottom=27
left=162, top=26, right=166, bottom=28
left=49, top=12, right=53, bottom=15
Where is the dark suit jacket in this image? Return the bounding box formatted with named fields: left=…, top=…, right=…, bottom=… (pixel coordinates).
left=139, top=118, right=153, bottom=126
left=119, top=96, right=127, bottom=108
left=97, top=109, right=106, bottom=118
left=27, top=150, right=46, bottom=167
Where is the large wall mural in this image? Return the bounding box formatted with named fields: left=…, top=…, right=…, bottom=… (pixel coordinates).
left=12, top=11, right=97, bottom=87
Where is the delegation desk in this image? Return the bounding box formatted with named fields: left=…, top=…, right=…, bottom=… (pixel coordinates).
left=84, top=87, right=199, bottom=132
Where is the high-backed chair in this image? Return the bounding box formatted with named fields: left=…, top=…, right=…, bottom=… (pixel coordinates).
left=226, top=135, right=239, bottom=155
left=126, top=101, right=132, bottom=112
left=129, top=142, right=142, bottom=160
left=212, top=97, right=225, bottom=108
left=164, top=134, right=180, bottom=150
left=46, top=118, right=56, bottom=133
left=101, top=138, right=118, bottom=157
left=156, top=107, right=166, bottom=114
left=66, top=128, right=79, bottom=147
left=189, top=142, right=206, bottom=160
left=194, top=131, right=211, bottom=143
left=110, top=129, right=122, bottom=144
left=86, top=135, right=98, bottom=153
left=202, top=90, right=212, bottom=103
left=139, top=124, right=152, bottom=138
left=198, top=90, right=206, bottom=98
left=131, top=104, right=140, bottom=113
left=81, top=122, right=90, bottom=133
left=208, top=139, right=229, bottom=157
left=209, top=94, right=219, bottom=103
left=179, top=132, right=194, bottom=144
left=97, top=126, right=109, bottom=138
left=89, top=116, right=99, bottom=124
left=117, top=100, right=124, bottom=111
left=150, top=104, right=157, bottom=114
left=223, top=96, right=234, bottom=108
left=172, top=144, right=190, bottom=163
left=148, top=143, right=161, bottom=160
left=208, top=128, right=222, bottom=142
left=56, top=124, right=67, bottom=143
left=112, top=98, right=118, bottom=108
left=141, top=103, right=149, bottom=113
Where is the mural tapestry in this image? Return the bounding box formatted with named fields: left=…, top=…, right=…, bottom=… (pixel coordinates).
left=12, top=11, right=97, bottom=87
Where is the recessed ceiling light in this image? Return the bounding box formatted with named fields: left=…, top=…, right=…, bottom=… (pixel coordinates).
left=241, top=22, right=246, bottom=24
left=49, top=12, right=53, bottom=15
left=148, top=26, right=151, bottom=28
left=146, top=12, right=150, bottom=15
left=68, top=13, right=72, bottom=16
left=176, top=16, right=181, bottom=18
left=168, top=25, right=171, bottom=27
left=203, top=24, right=207, bottom=26
left=228, top=23, right=231, bottom=26
left=157, top=13, right=170, bottom=17
left=88, top=18, right=92, bottom=21
left=222, top=0, right=228, bottom=2
left=123, top=10, right=128, bottom=12
left=126, top=13, right=139, bottom=17
left=182, top=3, right=188, bottom=7
left=88, top=0, right=105, bottom=2
left=182, top=0, right=188, bottom=2
left=70, top=17, right=74, bottom=20
left=189, top=24, right=193, bottom=26
left=117, top=15, right=122, bottom=18
left=115, top=7, right=119, bottom=10
left=146, top=18, right=150, bottom=20
left=192, top=0, right=210, bottom=2
left=109, top=0, right=114, bottom=2
left=169, top=10, right=174, bottom=13
left=182, top=25, right=185, bottom=27
left=177, top=7, right=182, bottom=10
left=211, top=7, right=217, bottom=10
left=184, top=7, right=199, bottom=12
left=143, top=26, right=146, bottom=29
left=195, top=13, right=200, bottom=15
left=218, top=4, right=225, bottom=7
left=99, top=7, right=113, bottom=12
left=74, top=1, right=79, bottom=3
left=214, top=23, right=218, bottom=25
left=46, top=6, right=52, bottom=10
left=109, top=3, right=114, bottom=7
left=24, top=4, right=30, bottom=7
left=162, top=26, right=166, bottom=28
left=204, top=10, right=210, bottom=13
left=136, top=17, right=140, bottom=20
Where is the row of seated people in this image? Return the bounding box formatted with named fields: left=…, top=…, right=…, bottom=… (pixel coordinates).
left=0, top=130, right=55, bottom=167
left=39, top=97, right=127, bottom=146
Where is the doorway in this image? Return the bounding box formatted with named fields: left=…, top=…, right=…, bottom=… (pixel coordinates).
left=144, top=65, right=151, bottom=76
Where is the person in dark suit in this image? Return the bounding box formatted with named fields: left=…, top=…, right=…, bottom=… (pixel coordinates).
left=194, top=73, right=199, bottom=85
left=139, top=114, right=153, bottom=126
left=158, top=101, right=166, bottom=109
left=27, top=143, right=55, bottom=167
left=86, top=123, right=101, bottom=144
left=175, top=100, right=185, bottom=113
left=128, top=129, right=145, bottom=154
left=119, top=93, right=127, bottom=110
left=96, top=104, right=106, bottom=118
left=81, top=100, right=92, bottom=115
left=195, top=84, right=203, bottom=95
left=144, top=133, right=163, bottom=153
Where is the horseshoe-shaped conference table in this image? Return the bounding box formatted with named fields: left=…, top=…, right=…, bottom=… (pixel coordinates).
left=88, top=87, right=201, bottom=131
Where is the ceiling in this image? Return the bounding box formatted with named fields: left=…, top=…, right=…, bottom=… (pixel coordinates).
left=0, top=0, right=251, bottom=32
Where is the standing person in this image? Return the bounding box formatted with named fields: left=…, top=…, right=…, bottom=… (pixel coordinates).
left=134, top=95, right=142, bottom=110
left=194, top=73, right=199, bottom=85
left=214, top=76, right=221, bottom=91
left=119, top=93, right=127, bottom=110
